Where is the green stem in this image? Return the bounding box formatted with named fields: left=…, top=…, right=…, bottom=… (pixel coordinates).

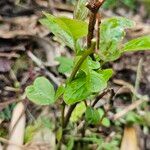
left=61, top=101, right=65, bottom=126
left=63, top=40, right=96, bottom=129
left=59, top=40, right=96, bottom=150
left=63, top=103, right=78, bottom=128
left=68, top=40, right=96, bottom=83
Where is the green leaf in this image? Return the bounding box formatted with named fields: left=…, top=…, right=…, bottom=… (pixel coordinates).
left=24, top=117, right=52, bottom=143
left=25, top=77, right=55, bottom=105
left=40, top=13, right=74, bottom=49
left=74, top=0, right=89, bottom=21
left=66, top=136, right=74, bottom=150
left=80, top=57, right=100, bottom=74
left=70, top=101, right=86, bottom=122
left=0, top=104, right=15, bottom=121
left=63, top=74, right=90, bottom=105
left=55, top=56, right=73, bottom=74
left=102, top=0, right=117, bottom=9
left=64, top=69, right=113, bottom=105
left=85, top=107, right=101, bottom=125
left=100, top=140, right=119, bottom=150
left=55, top=85, right=65, bottom=101
left=102, top=117, right=111, bottom=127
left=125, top=111, right=143, bottom=125
left=98, top=108, right=105, bottom=118
left=98, top=69, right=113, bottom=81
left=99, top=17, right=134, bottom=61
left=89, top=59, right=100, bottom=70
left=121, top=0, right=135, bottom=9
left=87, top=70, right=107, bottom=93
left=87, top=69, right=113, bottom=93
left=122, top=35, right=150, bottom=52
left=56, top=127, right=62, bottom=142
left=40, top=12, right=88, bottom=50
left=59, top=17, right=88, bottom=40
left=24, top=120, right=42, bottom=143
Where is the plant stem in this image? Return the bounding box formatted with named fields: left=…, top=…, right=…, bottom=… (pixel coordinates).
left=68, top=40, right=96, bottom=83
left=61, top=101, right=65, bottom=126
left=63, top=103, right=78, bottom=128
left=96, top=13, right=101, bottom=51
left=87, top=12, right=97, bottom=48
left=112, top=99, right=148, bottom=121
left=86, top=0, right=105, bottom=48
left=92, top=89, right=112, bottom=107
left=132, top=58, right=143, bottom=102
left=63, top=40, right=96, bottom=129
left=61, top=1, right=105, bottom=145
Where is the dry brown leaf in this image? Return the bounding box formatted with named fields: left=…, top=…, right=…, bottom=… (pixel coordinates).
left=120, top=126, right=140, bottom=150
left=0, top=143, right=3, bottom=150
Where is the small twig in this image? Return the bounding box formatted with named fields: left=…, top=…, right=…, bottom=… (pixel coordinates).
left=0, top=52, right=20, bottom=58
left=63, top=103, right=78, bottom=128
left=0, top=99, right=22, bottom=111
left=92, top=89, right=112, bottom=107
left=111, top=99, right=149, bottom=121
left=132, top=58, right=143, bottom=102
left=61, top=101, right=65, bottom=126
left=0, top=137, right=25, bottom=149
left=86, top=0, right=105, bottom=13
left=84, top=100, right=88, bottom=107
left=113, top=79, right=136, bottom=94
left=113, top=79, right=148, bottom=100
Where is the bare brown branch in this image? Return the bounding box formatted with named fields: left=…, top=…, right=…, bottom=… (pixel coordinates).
left=86, top=0, right=105, bottom=48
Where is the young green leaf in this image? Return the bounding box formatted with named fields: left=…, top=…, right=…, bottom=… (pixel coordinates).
left=25, top=77, right=55, bottom=105
left=24, top=117, right=52, bottom=143
left=56, top=127, right=63, bottom=142
left=59, top=17, right=88, bottom=40
left=55, top=56, right=73, bottom=74
left=121, top=0, right=136, bottom=9
left=98, top=69, right=113, bottom=81
left=70, top=101, right=86, bottom=122
left=80, top=57, right=100, bottom=74
left=24, top=119, right=43, bottom=143
left=55, top=85, right=65, bottom=101
left=63, top=69, right=113, bottom=105
left=40, top=13, right=74, bottom=49
left=85, top=107, right=101, bottom=125
left=67, top=136, right=74, bottom=150
left=102, top=117, right=111, bottom=127
left=40, top=12, right=88, bottom=50
left=87, top=69, right=113, bottom=93
left=102, top=0, right=117, bottom=9
left=122, top=35, right=150, bottom=52
left=63, top=74, right=90, bottom=105
left=99, top=17, right=134, bottom=61
left=124, top=111, right=143, bottom=125
left=86, top=70, right=107, bottom=93
left=98, top=108, right=105, bottom=118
